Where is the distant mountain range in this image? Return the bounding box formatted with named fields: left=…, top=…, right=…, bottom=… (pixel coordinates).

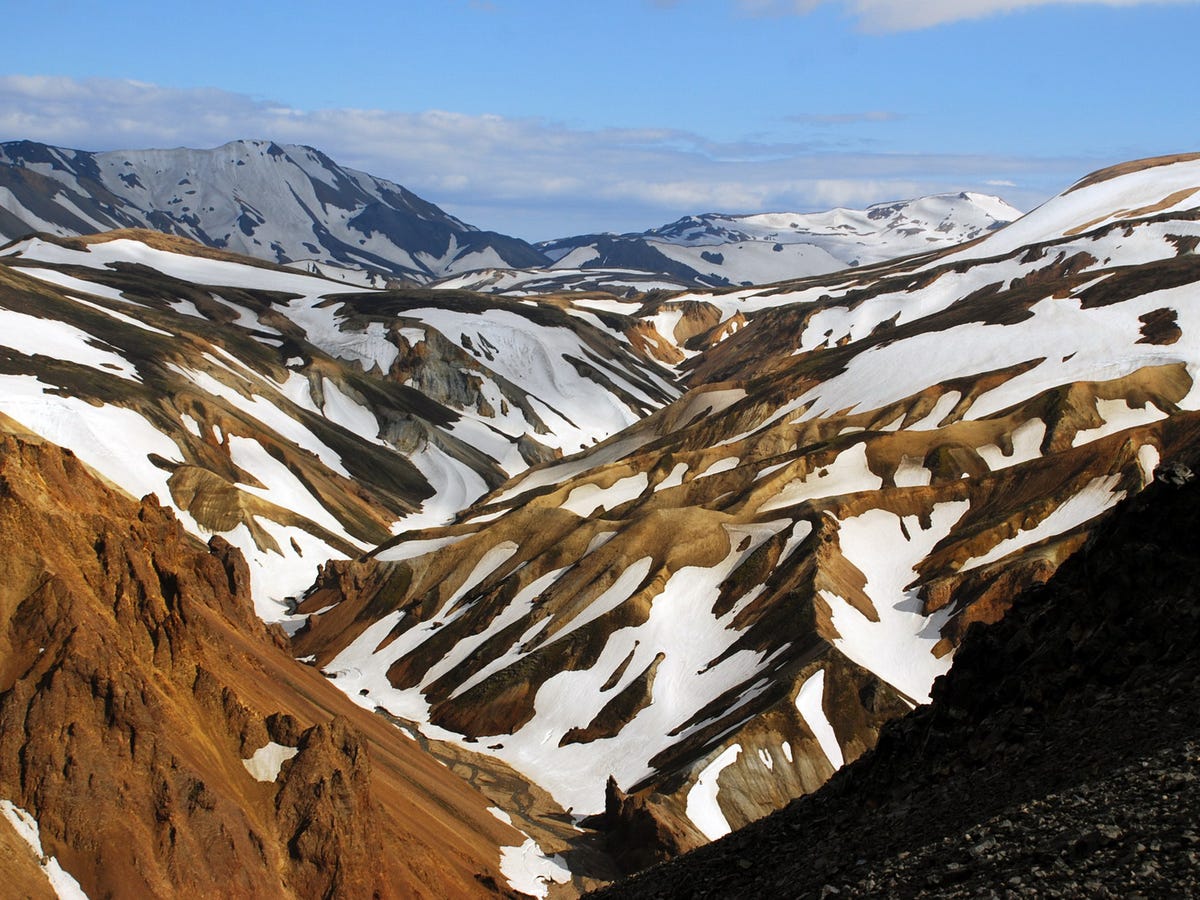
left=0, top=139, right=1020, bottom=291
left=0, top=139, right=547, bottom=284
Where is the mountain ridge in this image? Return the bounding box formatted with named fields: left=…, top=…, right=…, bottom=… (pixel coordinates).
left=0, top=138, right=1021, bottom=293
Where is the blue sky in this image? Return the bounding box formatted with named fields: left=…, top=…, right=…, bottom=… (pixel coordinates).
left=2, top=0, right=1198, bottom=239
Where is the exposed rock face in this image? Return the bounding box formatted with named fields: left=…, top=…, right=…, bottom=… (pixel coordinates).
left=0, top=427, right=519, bottom=898
left=592, top=454, right=1200, bottom=898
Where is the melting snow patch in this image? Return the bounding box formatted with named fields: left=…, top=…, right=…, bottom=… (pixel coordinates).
left=375, top=534, right=470, bottom=563
left=685, top=744, right=742, bottom=841
left=654, top=462, right=689, bottom=491
left=794, top=669, right=844, bottom=769
left=1138, top=444, right=1161, bottom=483
left=695, top=456, right=740, bottom=480
left=821, top=501, right=970, bottom=702
left=977, top=418, right=1046, bottom=471
left=893, top=455, right=932, bottom=488
left=1070, top=399, right=1166, bottom=447
left=499, top=839, right=572, bottom=899
left=560, top=472, right=649, bottom=517
left=242, top=742, right=299, bottom=782
left=0, top=799, right=90, bottom=900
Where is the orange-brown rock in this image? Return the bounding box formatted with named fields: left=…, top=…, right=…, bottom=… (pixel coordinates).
left=0, top=429, right=522, bottom=899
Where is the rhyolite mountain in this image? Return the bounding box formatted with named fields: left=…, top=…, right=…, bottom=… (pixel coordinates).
left=0, top=139, right=1019, bottom=292
left=291, top=152, right=1200, bottom=871
left=0, top=151, right=1198, bottom=897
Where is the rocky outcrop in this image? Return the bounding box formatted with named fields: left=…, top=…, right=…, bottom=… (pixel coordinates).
left=0, top=427, right=519, bottom=898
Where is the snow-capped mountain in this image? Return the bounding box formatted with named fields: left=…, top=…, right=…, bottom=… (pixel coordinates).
left=0, top=140, right=1022, bottom=294
left=532, top=192, right=1021, bottom=289
left=0, top=139, right=548, bottom=283
left=2, top=150, right=1200, bottom=896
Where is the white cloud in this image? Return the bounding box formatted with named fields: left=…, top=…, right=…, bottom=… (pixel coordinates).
left=0, top=76, right=1080, bottom=239
left=738, top=0, right=1197, bottom=30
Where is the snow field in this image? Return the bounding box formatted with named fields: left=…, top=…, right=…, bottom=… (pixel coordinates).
left=820, top=501, right=970, bottom=703
left=959, top=475, right=1126, bottom=573
left=794, top=669, right=844, bottom=769
left=685, top=744, right=743, bottom=841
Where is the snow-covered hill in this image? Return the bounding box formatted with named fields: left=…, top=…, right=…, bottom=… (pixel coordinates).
left=290, top=153, right=1200, bottom=861
left=0, top=139, right=547, bottom=283
left=0, top=230, right=678, bottom=626
left=534, top=192, right=1021, bottom=289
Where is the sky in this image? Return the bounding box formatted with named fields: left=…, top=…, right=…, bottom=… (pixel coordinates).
left=1, top=0, right=1198, bottom=241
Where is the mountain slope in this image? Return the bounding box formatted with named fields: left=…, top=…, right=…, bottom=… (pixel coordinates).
left=0, top=139, right=549, bottom=283
left=594, top=458, right=1200, bottom=898
left=3, top=151, right=1200, bottom=896
left=290, top=153, right=1200, bottom=871
left=0, top=229, right=678, bottom=623
left=0, top=422, right=525, bottom=898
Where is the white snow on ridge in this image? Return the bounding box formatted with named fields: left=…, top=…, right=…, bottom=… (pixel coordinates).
left=0, top=307, right=141, bottom=381
left=959, top=475, right=1126, bottom=573
left=0, top=800, right=90, bottom=900
left=794, top=669, right=843, bottom=769
left=946, top=157, right=1200, bottom=263
left=0, top=376, right=185, bottom=506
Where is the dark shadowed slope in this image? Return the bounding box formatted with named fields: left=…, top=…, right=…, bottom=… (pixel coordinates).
left=595, top=459, right=1200, bottom=898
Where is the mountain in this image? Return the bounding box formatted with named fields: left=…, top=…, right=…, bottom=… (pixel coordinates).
left=0, top=140, right=1022, bottom=294
left=527, top=192, right=1021, bottom=290
left=0, top=139, right=548, bottom=283
left=0, top=424, right=527, bottom=898
left=594, top=458, right=1200, bottom=898
left=0, top=151, right=1198, bottom=895
left=289, top=152, right=1200, bottom=871
left=0, top=229, right=678, bottom=627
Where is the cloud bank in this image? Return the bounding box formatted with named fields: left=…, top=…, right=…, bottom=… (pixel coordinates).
left=0, top=76, right=1080, bottom=239
left=738, top=0, right=1197, bottom=30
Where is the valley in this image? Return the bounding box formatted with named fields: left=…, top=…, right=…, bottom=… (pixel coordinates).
left=0, top=147, right=1198, bottom=897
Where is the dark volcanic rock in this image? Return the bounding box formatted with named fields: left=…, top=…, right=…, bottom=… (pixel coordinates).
left=595, top=452, right=1200, bottom=898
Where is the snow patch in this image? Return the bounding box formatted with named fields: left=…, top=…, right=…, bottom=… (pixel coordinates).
left=685, top=744, right=742, bottom=841
left=242, top=742, right=299, bottom=782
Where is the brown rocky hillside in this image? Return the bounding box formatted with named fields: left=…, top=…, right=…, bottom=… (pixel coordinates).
left=0, top=418, right=523, bottom=899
